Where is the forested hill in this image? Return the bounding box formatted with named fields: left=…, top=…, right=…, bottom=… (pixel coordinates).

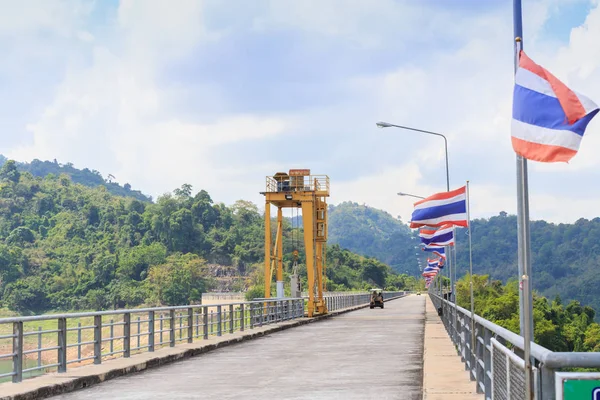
left=328, top=202, right=416, bottom=273
left=453, top=213, right=600, bottom=321
left=3, top=155, right=595, bottom=317
left=0, top=155, right=151, bottom=202
left=329, top=202, right=600, bottom=321
left=0, top=160, right=412, bottom=315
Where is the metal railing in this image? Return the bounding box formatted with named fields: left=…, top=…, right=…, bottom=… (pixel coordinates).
left=0, top=291, right=406, bottom=383
left=430, top=293, right=600, bottom=400
left=265, top=175, right=330, bottom=194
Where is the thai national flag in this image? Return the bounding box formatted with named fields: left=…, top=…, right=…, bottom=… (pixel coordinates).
left=422, top=245, right=446, bottom=259
left=420, top=224, right=454, bottom=246
left=410, top=186, right=468, bottom=228
left=428, top=258, right=444, bottom=269
left=512, top=51, right=599, bottom=162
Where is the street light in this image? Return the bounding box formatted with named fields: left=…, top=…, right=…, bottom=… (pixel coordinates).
left=377, top=121, right=450, bottom=192
left=398, top=192, right=425, bottom=200
left=380, top=121, right=457, bottom=301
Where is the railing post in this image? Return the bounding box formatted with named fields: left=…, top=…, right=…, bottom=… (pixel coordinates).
left=109, top=319, right=114, bottom=354
left=94, top=315, right=102, bottom=364
left=38, top=326, right=43, bottom=368
left=484, top=328, right=492, bottom=397
left=217, top=305, right=222, bottom=336
left=461, top=315, right=467, bottom=363
left=58, top=317, right=67, bottom=372
left=469, top=318, right=476, bottom=380
left=123, top=313, right=131, bottom=358
left=476, top=323, right=483, bottom=393
left=250, top=303, right=255, bottom=329
left=540, top=364, right=555, bottom=400
left=137, top=316, right=141, bottom=349
left=160, top=315, right=164, bottom=344
left=240, top=304, right=245, bottom=331
left=148, top=311, right=155, bottom=352
left=169, top=310, right=176, bottom=347
left=178, top=313, right=182, bottom=340
left=188, top=308, right=194, bottom=343
left=202, top=306, right=209, bottom=339
left=229, top=305, right=234, bottom=333
left=196, top=309, right=202, bottom=337
left=13, top=321, right=23, bottom=383
left=276, top=301, right=281, bottom=321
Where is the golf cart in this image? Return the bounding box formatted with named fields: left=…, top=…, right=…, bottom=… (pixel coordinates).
left=369, top=288, right=384, bottom=309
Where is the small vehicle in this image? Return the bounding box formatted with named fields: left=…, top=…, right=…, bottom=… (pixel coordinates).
left=417, top=292, right=421, bottom=296
left=369, top=289, right=384, bottom=309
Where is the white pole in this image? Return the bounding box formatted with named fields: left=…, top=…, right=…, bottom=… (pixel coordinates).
left=452, top=228, right=458, bottom=343
left=466, top=181, right=475, bottom=361
left=513, top=0, right=534, bottom=390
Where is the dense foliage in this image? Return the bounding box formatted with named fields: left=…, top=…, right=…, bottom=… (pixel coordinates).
left=328, top=202, right=415, bottom=273
left=456, top=274, right=600, bottom=352
left=327, top=203, right=600, bottom=322
left=452, top=212, right=600, bottom=322
left=0, top=155, right=151, bottom=202
left=0, top=160, right=412, bottom=314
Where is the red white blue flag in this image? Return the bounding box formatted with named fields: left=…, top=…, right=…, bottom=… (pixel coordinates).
left=410, top=186, right=468, bottom=228
left=422, top=245, right=446, bottom=259
left=512, top=51, right=599, bottom=162
left=420, top=224, right=454, bottom=246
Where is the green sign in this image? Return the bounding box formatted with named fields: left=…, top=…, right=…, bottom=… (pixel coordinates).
left=563, top=379, right=600, bottom=400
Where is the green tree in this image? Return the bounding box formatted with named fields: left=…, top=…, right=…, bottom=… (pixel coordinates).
left=0, top=160, right=20, bottom=183
left=146, top=253, right=212, bottom=306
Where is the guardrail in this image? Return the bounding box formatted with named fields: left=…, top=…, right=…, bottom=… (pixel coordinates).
left=0, top=291, right=407, bottom=383
left=430, top=293, right=600, bottom=399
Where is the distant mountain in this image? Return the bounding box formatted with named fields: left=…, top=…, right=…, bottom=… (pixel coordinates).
left=324, top=201, right=600, bottom=320
left=454, top=213, right=600, bottom=320
left=327, top=202, right=416, bottom=274
left=4, top=155, right=596, bottom=317
left=0, top=156, right=151, bottom=202
left=0, top=160, right=409, bottom=314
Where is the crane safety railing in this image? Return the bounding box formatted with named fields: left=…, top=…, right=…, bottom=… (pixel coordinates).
left=0, top=291, right=406, bottom=383
left=430, top=293, right=600, bottom=400
left=265, top=175, right=330, bottom=194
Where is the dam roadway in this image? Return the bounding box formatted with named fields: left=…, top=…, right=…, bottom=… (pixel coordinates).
left=51, top=295, right=425, bottom=400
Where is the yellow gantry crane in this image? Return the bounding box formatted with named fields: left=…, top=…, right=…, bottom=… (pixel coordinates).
left=261, top=169, right=329, bottom=317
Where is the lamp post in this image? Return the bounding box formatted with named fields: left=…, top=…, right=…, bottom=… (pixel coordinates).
left=398, top=192, right=425, bottom=200
left=377, top=122, right=450, bottom=192
left=382, top=121, right=454, bottom=303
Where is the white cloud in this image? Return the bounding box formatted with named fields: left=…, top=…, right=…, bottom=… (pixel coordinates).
left=3, top=0, right=600, bottom=225
left=326, top=0, right=600, bottom=223
left=0, top=0, right=92, bottom=36
left=3, top=0, right=284, bottom=208
left=253, top=0, right=423, bottom=48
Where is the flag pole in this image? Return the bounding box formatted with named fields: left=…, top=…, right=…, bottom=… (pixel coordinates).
left=513, top=1, right=534, bottom=398
left=466, top=181, right=474, bottom=362
left=452, top=227, right=458, bottom=343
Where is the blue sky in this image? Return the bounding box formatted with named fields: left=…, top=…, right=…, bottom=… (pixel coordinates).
left=2, top=0, right=600, bottom=223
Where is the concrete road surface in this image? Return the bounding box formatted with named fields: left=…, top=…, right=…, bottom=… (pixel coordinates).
left=52, top=295, right=425, bottom=400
